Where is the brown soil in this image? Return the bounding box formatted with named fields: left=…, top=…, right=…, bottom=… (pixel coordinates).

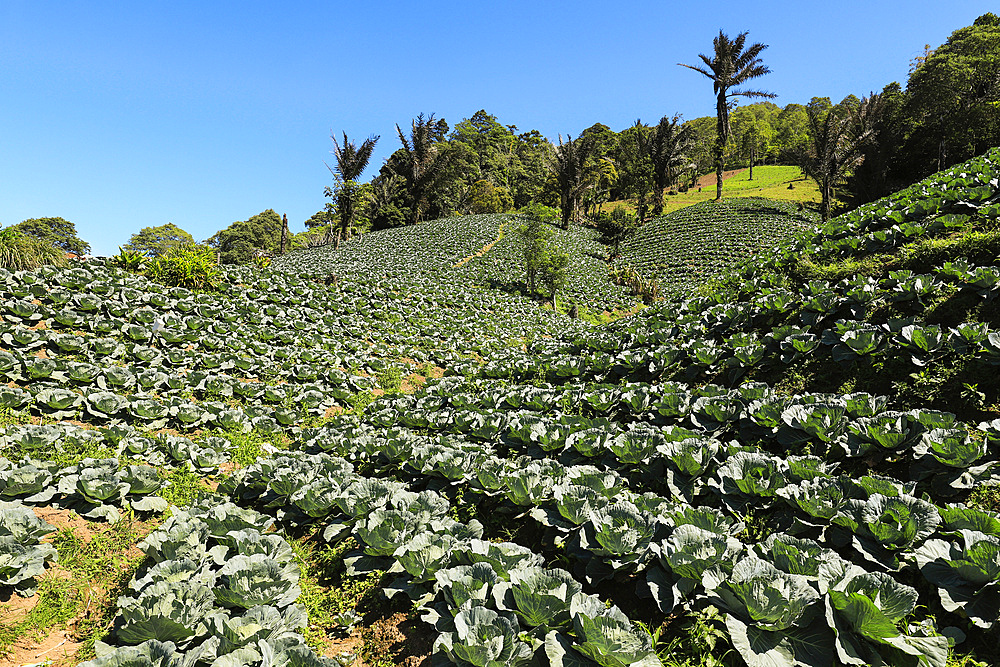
left=319, top=631, right=367, bottom=667
left=1, top=628, right=82, bottom=667
left=31, top=508, right=94, bottom=543
left=360, top=612, right=433, bottom=667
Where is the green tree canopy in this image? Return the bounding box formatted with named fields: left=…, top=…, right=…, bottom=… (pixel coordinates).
left=207, top=209, right=282, bottom=265
left=122, top=223, right=195, bottom=258
left=468, top=179, right=513, bottom=214
left=901, top=12, right=1000, bottom=178
left=12, top=217, right=91, bottom=256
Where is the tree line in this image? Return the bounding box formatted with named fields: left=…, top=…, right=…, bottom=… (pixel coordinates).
left=2, top=14, right=996, bottom=267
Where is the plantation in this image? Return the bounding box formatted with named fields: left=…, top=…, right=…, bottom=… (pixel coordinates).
left=1, top=147, right=999, bottom=667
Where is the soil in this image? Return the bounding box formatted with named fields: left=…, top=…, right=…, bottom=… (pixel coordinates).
left=31, top=508, right=94, bottom=542
left=360, top=612, right=433, bottom=667
left=320, top=631, right=366, bottom=666
left=1, top=628, right=82, bottom=667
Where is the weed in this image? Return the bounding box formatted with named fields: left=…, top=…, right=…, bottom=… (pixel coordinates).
left=347, top=390, right=376, bottom=415
left=376, top=366, right=403, bottom=394
left=647, top=606, right=732, bottom=667
left=968, top=484, right=1000, bottom=514
left=0, top=512, right=157, bottom=662
left=0, top=406, right=30, bottom=428
left=160, top=464, right=215, bottom=507
left=291, top=536, right=383, bottom=654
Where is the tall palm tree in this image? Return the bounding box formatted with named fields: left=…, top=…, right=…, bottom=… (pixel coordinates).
left=328, top=132, right=379, bottom=236
left=549, top=134, right=597, bottom=229
left=393, top=113, right=453, bottom=225
left=679, top=30, right=775, bottom=200
left=648, top=114, right=693, bottom=215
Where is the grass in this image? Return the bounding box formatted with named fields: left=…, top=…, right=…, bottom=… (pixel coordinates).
left=0, top=511, right=157, bottom=662
left=660, top=166, right=822, bottom=215
left=603, top=165, right=824, bottom=217
left=291, top=535, right=394, bottom=663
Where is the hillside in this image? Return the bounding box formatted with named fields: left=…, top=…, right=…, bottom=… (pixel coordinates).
left=1, top=150, right=999, bottom=667
left=614, top=197, right=818, bottom=300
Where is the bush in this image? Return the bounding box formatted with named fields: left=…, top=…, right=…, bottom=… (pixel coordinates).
left=145, top=245, right=221, bottom=291
left=0, top=226, right=66, bottom=270
left=110, top=247, right=148, bottom=272
left=518, top=203, right=560, bottom=224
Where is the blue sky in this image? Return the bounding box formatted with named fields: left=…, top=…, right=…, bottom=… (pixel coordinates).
left=1, top=1, right=995, bottom=255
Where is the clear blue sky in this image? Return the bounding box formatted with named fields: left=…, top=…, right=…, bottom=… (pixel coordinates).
left=1, top=1, right=995, bottom=255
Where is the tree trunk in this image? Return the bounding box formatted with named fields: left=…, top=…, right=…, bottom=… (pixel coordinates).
left=715, top=91, right=728, bottom=201
left=280, top=214, right=288, bottom=254
left=748, top=146, right=755, bottom=181
left=822, top=180, right=831, bottom=221
left=714, top=137, right=725, bottom=201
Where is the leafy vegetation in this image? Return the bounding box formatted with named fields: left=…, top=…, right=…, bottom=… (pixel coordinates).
left=3, top=146, right=1000, bottom=667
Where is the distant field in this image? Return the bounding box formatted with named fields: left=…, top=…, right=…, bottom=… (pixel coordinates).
left=604, top=165, right=822, bottom=215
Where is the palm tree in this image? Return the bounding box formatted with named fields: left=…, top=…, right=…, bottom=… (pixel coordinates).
left=550, top=134, right=596, bottom=229
left=327, top=132, right=379, bottom=236
left=392, top=113, right=453, bottom=225
left=679, top=30, right=776, bottom=200
left=648, top=115, right=693, bottom=215
left=799, top=95, right=883, bottom=221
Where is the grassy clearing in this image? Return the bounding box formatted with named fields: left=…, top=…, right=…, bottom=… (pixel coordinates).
left=603, top=165, right=824, bottom=217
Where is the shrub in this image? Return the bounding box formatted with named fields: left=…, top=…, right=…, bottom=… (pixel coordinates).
left=110, top=247, right=148, bottom=272
left=0, top=226, right=66, bottom=270
left=145, top=245, right=221, bottom=291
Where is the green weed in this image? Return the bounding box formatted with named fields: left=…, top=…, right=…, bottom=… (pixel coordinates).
left=376, top=366, right=403, bottom=394
left=0, top=512, right=156, bottom=662
left=159, top=464, right=216, bottom=507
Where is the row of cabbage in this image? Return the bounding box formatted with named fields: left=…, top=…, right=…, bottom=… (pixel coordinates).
left=0, top=500, right=57, bottom=596
left=369, top=378, right=1000, bottom=495
left=799, top=150, right=999, bottom=261
left=286, top=415, right=975, bottom=667
left=613, top=198, right=815, bottom=300
left=77, top=497, right=346, bottom=667
left=445, top=262, right=1000, bottom=395
left=218, top=450, right=661, bottom=666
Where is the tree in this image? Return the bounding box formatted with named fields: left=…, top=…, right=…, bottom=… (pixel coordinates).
left=732, top=108, right=775, bottom=179
left=467, top=180, right=513, bottom=214
left=207, top=209, right=283, bottom=264
left=648, top=115, right=693, bottom=215
left=515, top=210, right=568, bottom=300
left=595, top=206, right=639, bottom=259
left=391, top=113, right=455, bottom=225
left=549, top=134, right=596, bottom=229
left=303, top=209, right=335, bottom=230
left=900, top=13, right=1000, bottom=178
left=679, top=30, right=776, bottom=200
left=848, top=82, right=909, bottom=204
left=610, top=121, right=653, bottom=219
left=773, top=103, right=810, bottom=162
left=327, top=132, right=379, bottom=237
left=13, top=217, right=91, bottom=256
left=122, top=223, right=195, bottom=258
left=797, top=96, right=881, bottom=221
left=516, top=214, right=552, bottom=295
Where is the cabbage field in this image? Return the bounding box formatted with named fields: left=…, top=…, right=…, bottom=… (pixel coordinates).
left=2, top=149, right=1000, bottom=667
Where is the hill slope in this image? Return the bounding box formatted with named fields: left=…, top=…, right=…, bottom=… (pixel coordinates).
left=614, top=197, right=817, bottom=300
left=1, top=150, right=999, bottom=666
